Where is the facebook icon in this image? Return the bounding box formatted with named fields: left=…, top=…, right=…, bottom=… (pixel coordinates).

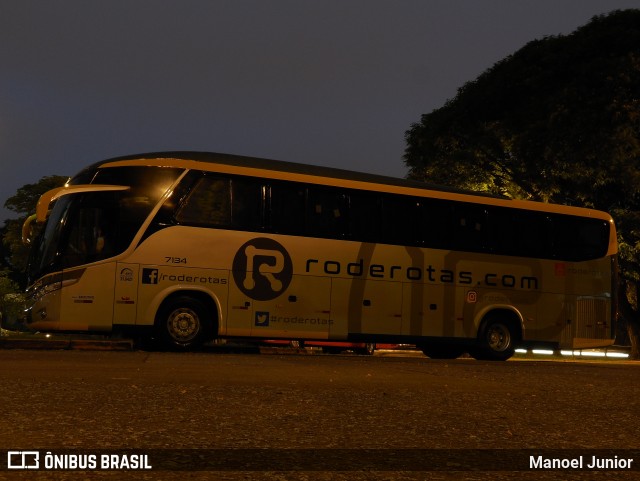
left=142, top=268, right=159, bottom=284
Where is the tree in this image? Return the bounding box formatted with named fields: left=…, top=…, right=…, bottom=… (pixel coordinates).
left=2, top=175, right=68, bottom=286
left=0, top=269, right=24, bottom=331
left=404, top=10, right=640, bottom=357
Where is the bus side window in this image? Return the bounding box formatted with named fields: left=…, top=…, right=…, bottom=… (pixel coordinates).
left=231, top=178, right=264, bottom=230
left=451, top=203, right=487, bottom=253
left=175, top=177, right=231, bottom=227
left=381, top=195, right=420, bottom=246
left=484, top=208, right=553, bottom=259
left=347, top=190, right=381, bottom=242
left=574, top=219, right=609, bottom=260
left=307, top=187, right=346, bottom=239
left=421, top=198, right=453, bottom=249
left=550, top=216, right=609, bottom=261
left=517, top=212, right=552, bottom=259
left=485, top=206, right=521, bottom=257
left=269, top=182, right=306, bottom=235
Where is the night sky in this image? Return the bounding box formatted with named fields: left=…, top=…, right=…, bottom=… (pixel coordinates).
left=2, top=0, right=639, bottom=220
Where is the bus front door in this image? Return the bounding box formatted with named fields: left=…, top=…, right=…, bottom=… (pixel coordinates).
left=59, top=263, right=116, bottom=332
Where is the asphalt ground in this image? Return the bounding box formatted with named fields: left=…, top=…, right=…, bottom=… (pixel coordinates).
left=0, top=330, right=633, bottom=364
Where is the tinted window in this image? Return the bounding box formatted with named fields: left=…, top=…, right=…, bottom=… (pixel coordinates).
left=451, top=203, right=487, bottom=253
left=175, top=175, right=263, bottom=230
left=231, top=179, right=264, bottom=230
left=420, top=198, right=454, bottom=249
left=486, top=208, right=552, bottom=259
left=61, top=192, right=122, bottom=268
left=347, top=190, right=381, bottom=242
left=381, top=195, right=421, bottom=246
left=307, top=186, right=347, bottom=239
left=176, top=177, right=232, bottom=226
left=270, top=182, right=306, bottom=235
left=483, top=208, right=609, bottom=261
left=550, top=215, right=610, bottom=261
left=29, top=196, right=74, bottom=279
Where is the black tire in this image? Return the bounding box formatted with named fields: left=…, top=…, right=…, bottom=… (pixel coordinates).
left=155, top=296, right=211, bottom=350
left=420, top=343, right=466, bottom=359
left=470, top=317, right=517, bottom=361
left=356, top=343, right=376, bottom=355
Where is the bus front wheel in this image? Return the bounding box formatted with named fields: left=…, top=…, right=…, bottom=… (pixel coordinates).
left=155, top=296, right=211, bottom=350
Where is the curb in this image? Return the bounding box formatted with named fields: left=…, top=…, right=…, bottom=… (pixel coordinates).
left=0, top=337, right=134, bottom=351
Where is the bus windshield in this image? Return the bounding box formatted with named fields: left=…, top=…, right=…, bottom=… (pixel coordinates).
left=27, top=166, right=183, bottom=282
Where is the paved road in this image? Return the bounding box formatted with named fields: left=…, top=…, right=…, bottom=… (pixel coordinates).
left=0, top=349, right=638, bottom=480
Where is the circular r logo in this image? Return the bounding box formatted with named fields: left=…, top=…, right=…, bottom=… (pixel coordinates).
left=232, top=238, right=293, bottom=301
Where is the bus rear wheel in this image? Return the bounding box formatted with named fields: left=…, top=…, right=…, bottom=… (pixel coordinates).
left=470, top=316, right=517, bottom=361
left=155, top=296, right=211, bottom=350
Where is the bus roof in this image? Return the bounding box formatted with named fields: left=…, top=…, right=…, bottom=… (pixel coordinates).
left=84, top=151, right=611, bottom=220
left=89, top=150, right=494, bottom=197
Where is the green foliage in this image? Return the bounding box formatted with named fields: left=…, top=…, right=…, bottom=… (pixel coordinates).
left=405, top=9, right=640, bottom=274
left=1, top=175, right=68, bottom=286
left=0, top=269, right=25, bottom=330
left=3, top=175, right=69, bottom=216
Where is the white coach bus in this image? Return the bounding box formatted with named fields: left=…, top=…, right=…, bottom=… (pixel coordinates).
left=22, top=152, right=617, bottom=360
